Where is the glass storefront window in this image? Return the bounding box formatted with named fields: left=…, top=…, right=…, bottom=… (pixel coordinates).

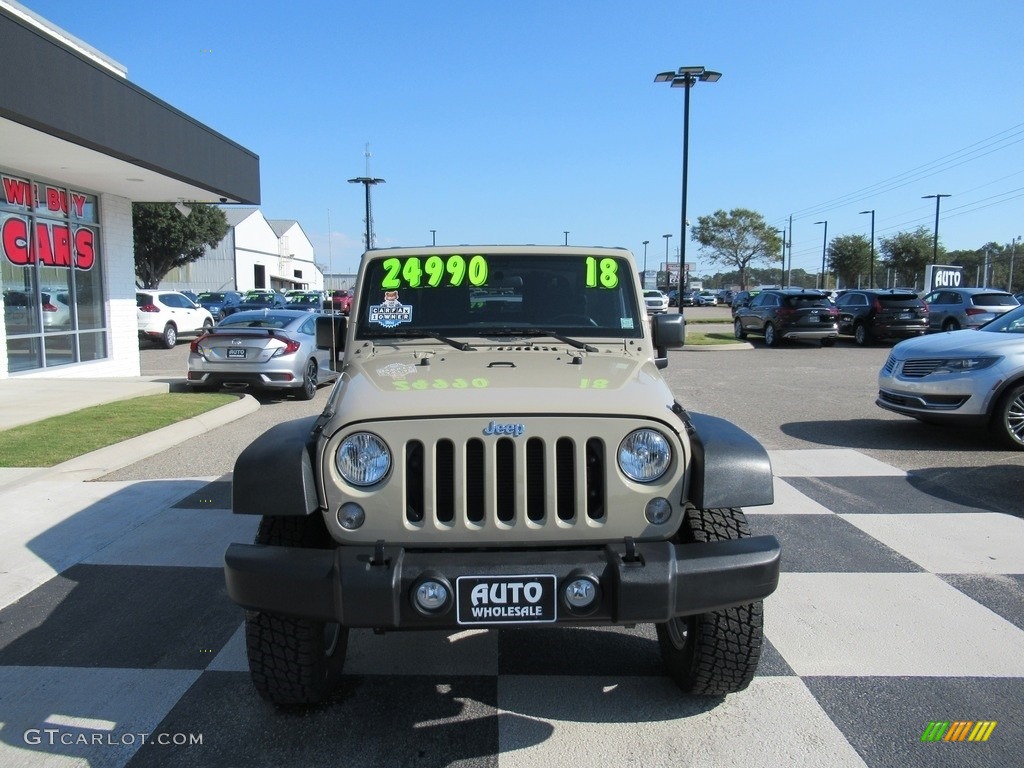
left=2, top=172, right=107, bottom=373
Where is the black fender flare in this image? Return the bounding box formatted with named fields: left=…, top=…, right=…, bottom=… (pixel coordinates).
left=682, top=410, right=774, bottom=509
left=232, top=416, right=320, bottom=516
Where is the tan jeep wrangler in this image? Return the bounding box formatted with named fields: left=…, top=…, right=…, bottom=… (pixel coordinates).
left=225, top=245, right=780, bottom=706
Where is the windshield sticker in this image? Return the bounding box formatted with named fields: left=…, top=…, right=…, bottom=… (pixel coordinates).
left=621, top=318, right=635, bottom=329
left=585, top=256, right=619, bottom=288
left=368, top=290, right=413, bottom=328
left=381, top=254, right=489, bottom=289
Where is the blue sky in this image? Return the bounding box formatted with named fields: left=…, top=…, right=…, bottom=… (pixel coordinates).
left=24, top=0, right=1024, bottom=278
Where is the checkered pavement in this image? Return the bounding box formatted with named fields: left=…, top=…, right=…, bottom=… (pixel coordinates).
left=0, top=448, right=1021, bottom=767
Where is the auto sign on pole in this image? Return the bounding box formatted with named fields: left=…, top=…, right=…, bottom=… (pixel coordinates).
left=923, top=265, right=963, bottom=293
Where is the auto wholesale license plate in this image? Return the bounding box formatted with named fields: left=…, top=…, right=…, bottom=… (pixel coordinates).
left=455, top=574, right=557, bottom=625
left=227, top=348, right=246, bottom=358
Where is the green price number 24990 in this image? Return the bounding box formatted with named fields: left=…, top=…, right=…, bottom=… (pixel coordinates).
left=381, top=255, right=489, bottom=289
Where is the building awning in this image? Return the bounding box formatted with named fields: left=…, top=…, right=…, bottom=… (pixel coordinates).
left=0, top=6, right=260, bottom=204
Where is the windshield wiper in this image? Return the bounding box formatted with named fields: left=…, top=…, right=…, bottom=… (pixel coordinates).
left=486, top=328, right=599, bottom=352
left=374, top=329, right=476, bottom=351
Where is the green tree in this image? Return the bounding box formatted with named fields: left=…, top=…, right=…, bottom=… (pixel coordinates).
left=133, top=203, right=229, bottom=288
left=828, top=234, right=871, bottom=288
left=878, top=226, right=935, bottom=289
left=690, top=208, right=782, bottom=290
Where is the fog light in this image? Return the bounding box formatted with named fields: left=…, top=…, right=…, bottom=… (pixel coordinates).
left=414, top=580, right=449, bottom=613
left=337, top=502, right=365, bottom=530
left=563, top=576, right=600, bottom=613
left=645, top=497, right=672, bottom=525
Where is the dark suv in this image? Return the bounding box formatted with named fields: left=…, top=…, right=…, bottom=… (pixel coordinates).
left=730, top=290, right=761, bottom=318
left=834, top=289, right=928, bottom=345
left=733, top=288, right=839, bottom=347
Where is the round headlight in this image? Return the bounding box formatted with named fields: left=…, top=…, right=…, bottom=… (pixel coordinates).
left=617, top=429, right=671, bottom=483
left=336, top=432, right=391, bottom=486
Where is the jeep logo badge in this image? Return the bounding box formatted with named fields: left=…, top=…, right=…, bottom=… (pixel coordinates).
left=483, top=420, right=525, bottom=437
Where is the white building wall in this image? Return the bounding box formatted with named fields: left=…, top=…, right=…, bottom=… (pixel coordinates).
left=274, top=222, right=322, bottom=291
left=233, top=211, right=282, bottom=292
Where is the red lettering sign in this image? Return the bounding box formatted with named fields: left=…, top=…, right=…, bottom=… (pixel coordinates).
left=45, top=187, right=68, bottom=215
left=71, top=193, right=86, bottom=218
left=2, top=217, right=30, bottom=265
left=2, top=176, right=32, bottom=207
left=74, top=227, right=95, bottom=270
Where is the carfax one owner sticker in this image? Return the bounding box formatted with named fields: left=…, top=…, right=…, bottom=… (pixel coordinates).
left=368, top=290, right=413, bottom=328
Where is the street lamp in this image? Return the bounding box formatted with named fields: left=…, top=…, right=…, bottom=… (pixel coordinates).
left=642, top=240, right=650, bottom=283
left=662, top=234, right=672, bottom=290
left=430, top=229, right=436, bottom=246
left=859, top=210, right=875, bottom=288
left=814, top=220, right=828, bottom=290
left=347, top=176, right=385, bottom=251
left=1010, top=235, right=1021, bottom=293
left=922, top=194, right=950, bottom=265
left=655, top=66, right=721, bottom=312
left=774, top=229, right=785, bottom=286
left=564, top=231, right=570, bottom=246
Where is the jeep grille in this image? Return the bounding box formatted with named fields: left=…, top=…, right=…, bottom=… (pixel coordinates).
left=404, top=436, right=606, bottom=527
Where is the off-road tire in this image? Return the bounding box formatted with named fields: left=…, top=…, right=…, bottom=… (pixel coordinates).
left=656, top=506, right=764, bottom=695
left=991, top=383, right=1024, bottom=450
left=733, top=319, right=747, bottom=339
left=161, top=324, right=177, bottom=349
left=245, top=515, right=347, bottom=706
left=763, top=323, right=778, bottom=347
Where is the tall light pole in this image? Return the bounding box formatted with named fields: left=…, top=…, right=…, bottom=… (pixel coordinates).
left=642, top=240, right=650, bottom=283
left=814, top=220, right=828, bottom=290
left=922, top=194, right=950, bottom=265
left=662, top=234, right=672, bottom=291
left=1010, top=235, right=1020, bottom=293
left=430, top=229, right=436, bottom=246
left=347, top=176, right=385, bottom=251
left=859, top=210, right=875, bottom=288
left=656, top=66, right=721, bottom=312
left=774, top=229, right=785, bottom=286
left=564, top=231, right=570, bottom=246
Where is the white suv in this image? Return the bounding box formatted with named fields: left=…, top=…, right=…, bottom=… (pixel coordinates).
left=137, top=290, right=213, bottom=348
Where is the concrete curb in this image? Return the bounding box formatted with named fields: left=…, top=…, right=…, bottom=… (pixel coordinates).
left=679, top=342, right=754, bottom=352
left=0, top=394, right=261, bottom=488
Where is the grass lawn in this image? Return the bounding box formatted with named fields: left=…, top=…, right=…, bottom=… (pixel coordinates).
left=0, top=392, right=237, bottom=468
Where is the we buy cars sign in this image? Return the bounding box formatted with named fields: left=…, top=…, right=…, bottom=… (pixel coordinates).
left=1, top=175, right=95, bottom=271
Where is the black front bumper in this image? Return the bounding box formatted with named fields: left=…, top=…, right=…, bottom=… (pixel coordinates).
left=224, top=536, right=781, bottom=629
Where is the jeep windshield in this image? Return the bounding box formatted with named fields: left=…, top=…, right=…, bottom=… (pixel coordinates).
left=354, top=251, right=645, bottom=341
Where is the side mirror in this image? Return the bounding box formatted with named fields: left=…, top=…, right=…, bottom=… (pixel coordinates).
left=316, top=314, right=346, bottom=371
left=651, top=313, right=685, bottom=369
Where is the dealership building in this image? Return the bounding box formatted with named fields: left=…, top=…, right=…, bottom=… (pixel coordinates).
left=0, top=1, right=260, bottom=379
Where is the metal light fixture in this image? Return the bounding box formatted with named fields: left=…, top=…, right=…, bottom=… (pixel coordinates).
left=174, top=201, right=192, bottom=217
left=922, top=194, right=950, bottom=265
left=348, top=176, right=386, bottom=251
left=814, top=220, right=828, bottom=290
left=655, top=66, right=721, bottom=313
left=662, top=234, right=672, bottom=290
left=859, top=210, right=875, bottom=288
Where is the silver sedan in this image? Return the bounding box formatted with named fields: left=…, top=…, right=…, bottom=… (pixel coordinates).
left=186, top=309, right=336, bottom=399
left=877, top=303, right=1024, bottom=449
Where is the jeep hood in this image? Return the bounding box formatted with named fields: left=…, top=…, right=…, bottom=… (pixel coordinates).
left=327, top=347, right=676, bottom=426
